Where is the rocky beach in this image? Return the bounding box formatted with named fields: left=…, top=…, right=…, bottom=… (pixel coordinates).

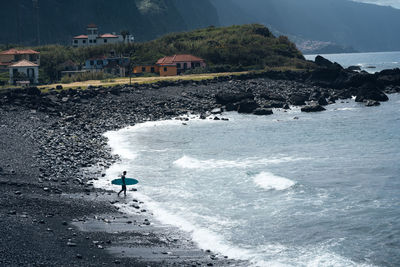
left=1, top=59, right=400, bottom=266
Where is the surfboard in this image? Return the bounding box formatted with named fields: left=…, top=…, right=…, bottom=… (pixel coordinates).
left=111, top=178, right=139, bottom=186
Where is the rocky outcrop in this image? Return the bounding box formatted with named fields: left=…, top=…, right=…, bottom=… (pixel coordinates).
left=253, top=108, right=273, bottom=115
left=215, top=91, right=254, bottom=105
left=237, top=99, right=259, bottom=113
left=289, top=93, right=309, bottom=106
left=355, top=83, right=389, bottom=102
left=301, top=102, right=326, bottom=112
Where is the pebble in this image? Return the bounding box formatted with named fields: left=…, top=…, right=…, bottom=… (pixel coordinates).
left=67, top=242, right=77, bottom=247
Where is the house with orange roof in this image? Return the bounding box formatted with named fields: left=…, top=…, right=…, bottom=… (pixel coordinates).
left=0, top=49, right=40, bottom=69
left=156, top=54, right=206, bottom=75
left=72, top=24, right=134, bottom=47
left=0, top=48, right=41, bottom=85
left=133, top=54, right=206, bottom=77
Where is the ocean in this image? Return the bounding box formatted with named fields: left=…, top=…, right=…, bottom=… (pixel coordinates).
left=96, top=94, right=400, bottom=266
left=305, top=51, right=400, bottom=73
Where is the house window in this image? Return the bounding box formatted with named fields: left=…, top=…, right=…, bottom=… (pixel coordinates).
left=104, top=39, right=107, bottom=43
left=97, top=60, right=103, bottom=65
left=93, top=39, right=96, bottom=43
left=74, top=40, right=78, bottom=44
left=83, top=40, right=86, bottom=44
left=183, top=63, right=187, bottom=69
left=164, top=67, right=167, bottom=72
left=90, top=60, right=94, bottom=65
left=89, top=40, right=92, bottom=43
left=142, top=67, right=146, bottom=72
left=151, top=67, right=155, bottom=73
left=177, top=63, right=181, bottom=68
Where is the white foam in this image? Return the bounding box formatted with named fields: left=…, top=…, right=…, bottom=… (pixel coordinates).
left=173, top=155, right=306, bottom=170
left=336, top=107, right=357, bottom=111
left=253, top=172, right=295, bottom=191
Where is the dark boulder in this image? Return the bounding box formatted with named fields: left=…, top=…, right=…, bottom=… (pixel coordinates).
left=237, top=99, right=259, bottom=114
left=224, top=103, right=237, bottom=112
left=347, top=66, right=361, bottom=72
left=315, top=56, right=343, bottom=70
left=317, top=97, right=329, bottom=106
left=253, top=108, right=273, bottom=116
left=26, top=87, right=41, bottom=96
left=376, top=68, right=400, bottom=86
left=264, top=100, right=286, bottom=108
left=355, top=83, right=389, bottom=102
left=289, top=93, right=309, bottom=106
left=260, top=92, right=286, bottom=102
left=215, top=92, right=254, bottom=105
left=301, top=103, right=326, bottom=112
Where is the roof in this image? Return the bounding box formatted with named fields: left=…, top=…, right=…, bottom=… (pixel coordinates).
left=73, top=35, right=88, bottom=39
left=99, top=34, right=118, bottom=38
left=9, top=60, right=39, bottom=67
left=156, top=54, right=204, bottom=65
left=87, top=23, right=98, bottom=28
left=0, top=49, right=40, bottom=55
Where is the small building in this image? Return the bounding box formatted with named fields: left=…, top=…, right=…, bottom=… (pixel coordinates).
left=72, top=24, right=134, bottom=48
left=133, top=54, right=205, bottom=77
left=133, top=65, right=159, bottom=75
left=133, top=65, right=177, bottom=77
left=84, top=56, right=130, bottom=77
left=0, top=49, right=40, bottom=69
left=8, top=60, right=39, bottom=85
left=156, top=54, right=206, bottom=74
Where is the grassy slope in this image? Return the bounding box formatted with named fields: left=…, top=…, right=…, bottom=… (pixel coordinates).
left=1, top=24, right=313, bottom=84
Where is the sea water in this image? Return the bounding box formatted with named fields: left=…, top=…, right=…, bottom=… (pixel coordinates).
left=305, top=51, right=400, bottom=73
left=96, top=94, right=400, bottom=266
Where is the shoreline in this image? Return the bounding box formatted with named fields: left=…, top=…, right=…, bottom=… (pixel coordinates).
left=1, top=67, right=400, bottom=265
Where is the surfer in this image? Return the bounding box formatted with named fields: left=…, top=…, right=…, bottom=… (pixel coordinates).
left=117, top=171, right=127, bottom=197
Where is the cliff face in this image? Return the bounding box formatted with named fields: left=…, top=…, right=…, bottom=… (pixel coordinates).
left=211, top=0, right=400, bottom=53
left=0, top=0, right=219, bottom=45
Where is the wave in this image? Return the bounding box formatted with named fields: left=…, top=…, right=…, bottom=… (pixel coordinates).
left=115, top=192, right=372, bottom=267
left=173, top=155, right=306, bottom=170
left=253, top=172, right=295, bottom=191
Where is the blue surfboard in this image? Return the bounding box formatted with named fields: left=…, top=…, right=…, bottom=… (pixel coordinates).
left=111, top=178, right=139, bottom=186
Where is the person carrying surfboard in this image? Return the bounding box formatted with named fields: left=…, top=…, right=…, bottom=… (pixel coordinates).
left=117, top=171, right=127, bottom=197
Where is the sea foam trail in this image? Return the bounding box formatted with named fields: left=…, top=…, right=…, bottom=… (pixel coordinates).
left=253, top=172, right=295, bottom=191
left=173, top=155, right=305, bottom=170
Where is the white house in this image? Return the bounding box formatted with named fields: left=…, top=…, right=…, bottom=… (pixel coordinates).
left=8, top=60, right=39, bottom=85
left=72, top=24, right=134, bottom=48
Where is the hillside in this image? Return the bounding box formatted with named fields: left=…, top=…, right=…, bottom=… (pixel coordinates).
left=10, top=24, right=309, bottom=82
left=211, top=0, right=400, bottom=53
left=0, top=0, right=219, bottom=45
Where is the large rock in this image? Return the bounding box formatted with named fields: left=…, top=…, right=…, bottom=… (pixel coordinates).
left=355, top=83, right=389, bottom=102
left=289, top=93, right=309, bottom=106
left=253, top=108, right=273, bottom=116
left=237, top=99, right=259, bottom=113
left=315, top=55, right=343, bottom=70
left=263, top=100, right=286, bottom=108
left=301, top=103, right=326, bottom=112
left=215, top=92, right=254, bottom=105
left=259, top=92, right=286, bottom=102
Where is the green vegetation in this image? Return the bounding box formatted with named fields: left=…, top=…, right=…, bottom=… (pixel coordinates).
left=1, top=24, right=314, bottom=84
left=60, top=72, right=116, bottom=84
